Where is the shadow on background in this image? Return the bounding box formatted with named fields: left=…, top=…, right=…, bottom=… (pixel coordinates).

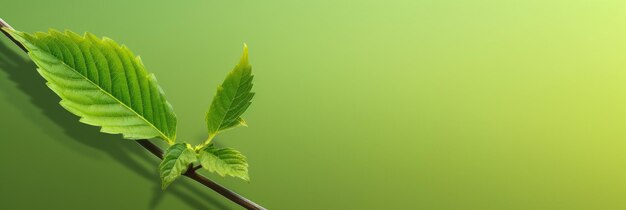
left=0, top=41, right=231, bottom=210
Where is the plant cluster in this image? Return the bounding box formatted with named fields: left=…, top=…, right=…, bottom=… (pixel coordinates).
left=2, top=28, right=255, bottom=189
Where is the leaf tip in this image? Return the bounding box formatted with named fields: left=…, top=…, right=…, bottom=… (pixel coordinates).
left=239, top=118, right=248, bottom=127
left=240, top=43, right=249, bottom=64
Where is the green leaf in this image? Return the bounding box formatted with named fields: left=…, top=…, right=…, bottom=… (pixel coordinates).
left=159, top=143, right=196, bottom=189
left=205, top=44, right=254, bottom=140
left=2, top=28, right=177, bottom=143
left=199, top=144, right=249, bottom=181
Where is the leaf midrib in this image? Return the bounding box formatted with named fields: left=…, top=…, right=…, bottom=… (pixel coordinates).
left=214, top=68, right=250, bottom=132
left=32, top=48, right=174, bottom=143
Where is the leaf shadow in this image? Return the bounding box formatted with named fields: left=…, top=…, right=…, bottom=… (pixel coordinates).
left=0, top=41, right=231, bottom=210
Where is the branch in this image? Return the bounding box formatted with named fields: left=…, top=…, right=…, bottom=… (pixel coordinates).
left=1, top=18, right=266, bottom=210
left=138, top=140, right=265, bottom=210
left=0, top=19, right=26, bottom=52
left=192, top=164, right=203, bottom=172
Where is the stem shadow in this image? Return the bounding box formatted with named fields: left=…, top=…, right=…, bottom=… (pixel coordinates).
left=0, top=41, right=231, bottom=210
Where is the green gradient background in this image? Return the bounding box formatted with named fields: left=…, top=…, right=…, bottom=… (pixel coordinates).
left=2, top=0, right=626, bottom=209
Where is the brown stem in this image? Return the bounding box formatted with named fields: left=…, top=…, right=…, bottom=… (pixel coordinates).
left=138, top=140, right=266, bottom=210
left=0, top=18, right=27, bottom=52
left=1, top=18, right=266, bottom=210
left=192, top=164, right=203, bottom=172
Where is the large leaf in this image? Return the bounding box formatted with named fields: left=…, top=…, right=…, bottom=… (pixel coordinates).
left=199, top=144, right=249, bottom=181
left=159, top=143, right=197, bottom=189
left=2, top=29, right=177, bottom=143
left=205, top=44, right=254, bottom=139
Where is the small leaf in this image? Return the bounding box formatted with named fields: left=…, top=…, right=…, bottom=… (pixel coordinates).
left=199, top=144, right=249, bottom=181
left=205, top=44, right=254, bottom=138
left=1, top=28, right=178, bottom=143
left=159, top=143, right=196, bottom=189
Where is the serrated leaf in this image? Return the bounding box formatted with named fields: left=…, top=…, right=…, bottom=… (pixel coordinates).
left=205, top=45, right=254, bottom=138
left=199, top=144, right=249, bottom=181
left=2, top=28, right=177, bottom=143
left=159, top=143, right=196, bottom=189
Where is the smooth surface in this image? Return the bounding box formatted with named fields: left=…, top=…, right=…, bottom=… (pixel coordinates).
left=1, top=0, right=626, bottom=209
